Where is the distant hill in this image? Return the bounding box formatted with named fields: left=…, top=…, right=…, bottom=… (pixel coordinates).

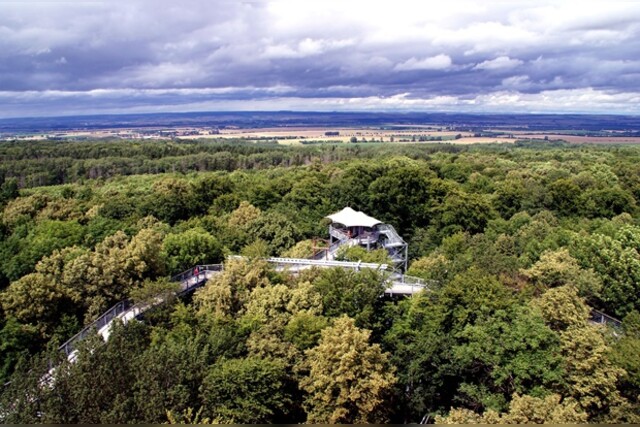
left=0, top=111, right=639, bottom=133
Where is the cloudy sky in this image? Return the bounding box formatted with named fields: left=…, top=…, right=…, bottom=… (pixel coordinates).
left=1, top=0, right=640, bottom=118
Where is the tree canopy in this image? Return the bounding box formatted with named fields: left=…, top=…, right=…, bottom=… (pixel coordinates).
left=1, top=138, right=640, bottom=423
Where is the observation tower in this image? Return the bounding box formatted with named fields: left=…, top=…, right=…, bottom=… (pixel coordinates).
left=324, top=207, right=408, bottom=271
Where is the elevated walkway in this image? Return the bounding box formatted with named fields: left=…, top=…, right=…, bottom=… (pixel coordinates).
left=267, top=256, right=388, bottom=272
left=58, top=257, right=622, bottom=361
left=59, top=264, right=223, bottom=359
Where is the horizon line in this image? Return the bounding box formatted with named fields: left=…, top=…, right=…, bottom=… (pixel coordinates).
left=2, top=109, right=640, bottom=122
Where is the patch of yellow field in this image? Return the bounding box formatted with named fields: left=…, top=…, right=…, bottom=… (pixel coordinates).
left=189, top=131, right=516, bottom=146
left=446, top=137, right=514, bottom=144
left=215, top=127, right=474, bottom=141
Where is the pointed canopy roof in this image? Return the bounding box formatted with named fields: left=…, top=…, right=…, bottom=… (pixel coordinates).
left=326, top=207, right=382, bottom=228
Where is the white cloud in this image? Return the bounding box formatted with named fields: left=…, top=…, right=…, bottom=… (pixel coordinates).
left=262, top=43, right=299, bottom=59
left=262, top=38, right=354, bottom=59
left=474, top=56, right=523, bottom=70
left=501, top=75, right=530, bottom=88
left=2, top=87, right=640, bottom=118
left=117, top=62, right=208, bottom=87
left=2, top=1, right=640, bottom=115
left=394, top=54, right=452, bottom=71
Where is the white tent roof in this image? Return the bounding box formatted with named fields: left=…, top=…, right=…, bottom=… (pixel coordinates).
left=326, top=207, right=382, bottom=228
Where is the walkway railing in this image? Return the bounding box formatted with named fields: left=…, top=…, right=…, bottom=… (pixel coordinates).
left=329, top=225, right=350, bottom=242
left=385, top=273, right=434, bottom=294
left=327, top=238, right=358, bottom=259
left=377, top=223, right=406, bottom=247
left=171, top=264, right=224, bottom=294
left=59, top=300, right=133, bottom=357
left=59, top=264, right=224, bottom=357
left=329, top=226, right=379, bottom=246
left=393, top=274, right=430, bottom=287
left=58, top=257, right=624, bottom=359
left=267, top=257, right=389, bottom=271
left=590, top=309, right=622, bottom=329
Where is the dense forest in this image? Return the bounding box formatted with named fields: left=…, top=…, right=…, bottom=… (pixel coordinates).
left=1, top=138, right=639, bottom=423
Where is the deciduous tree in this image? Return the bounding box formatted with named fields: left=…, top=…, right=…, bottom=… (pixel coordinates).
left=300, top=316, right=396, bottom=423
left=200, top=356, right=292, bottom=423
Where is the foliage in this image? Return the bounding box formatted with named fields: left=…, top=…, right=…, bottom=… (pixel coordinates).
left=239, top=238, right=270, bottom=259
left=0, top=272, right=80, bottom=339
left=284, top=311, right=329, bottom=350
left=200, top=356, right=292, bottom=423
left=166, top=407, right=215, bottom=424
left=227, top=201, right=261, bottom=228
left=382, top=269, right=554, bottom=420
left=311, top=267, right=387, bottom=329
left=299, top=316, right=396, bottom=423
left=0, top=318, right=39, bottom=383
left=432, top=190, right=496, bottom=235
left=128, top=277, right=180, bottom=306
left=570, top=230, right=640, bottom=317
left=436, top=393, right=588, bottom=424
left=193, top=258, right=271, bottom=318
left=452, top=305, right=564, bottom=403
left=610, top=311, right=640, bottom=406
left=407, top=252, right=451, bottom=283
left=140, top=178, right=198, bottom=224
left=335, top=245, right=392, bottom=264
left=162, top=227, right=223, bottom=274
left=531, top=285, right=591, bottom=331
left=246, top=211, right=299, bottom=255
left=2, top=140, right=640, bottom=423
left=282, top=239, right=316, bottom=259
left=42, top=321, right=150, bottom=423
left=366, top=159, right=435, bottom=233
left=522, top=248, right=602, bottom=300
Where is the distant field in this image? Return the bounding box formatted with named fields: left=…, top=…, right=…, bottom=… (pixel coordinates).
left=8, top=126, right=514, bottom=144
left=441, top=136, right=513, bottom=144
left=514, top=133, right=640, bottom=144
left=8, top=124, right=639, bottom=145
left=180, top=126, right=513, bottom=145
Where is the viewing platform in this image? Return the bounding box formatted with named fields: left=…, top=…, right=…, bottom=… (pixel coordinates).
left=325, top=207, right=409, bottom=271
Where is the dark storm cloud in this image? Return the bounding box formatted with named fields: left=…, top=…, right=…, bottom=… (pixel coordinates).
left=1, top=1, right=640, bottom=116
